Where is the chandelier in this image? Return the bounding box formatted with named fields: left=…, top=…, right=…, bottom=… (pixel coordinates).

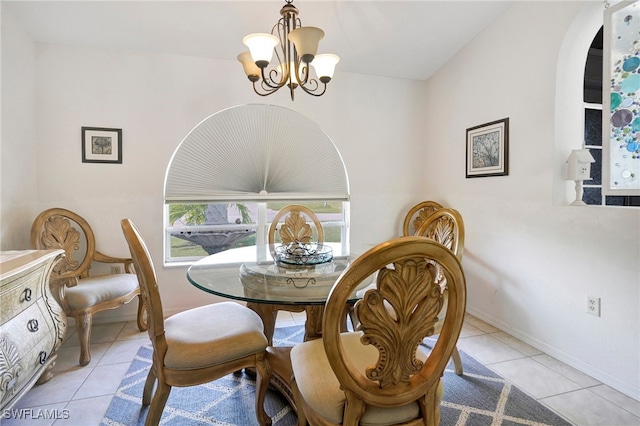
left=237, top=0, right=339, bottom=100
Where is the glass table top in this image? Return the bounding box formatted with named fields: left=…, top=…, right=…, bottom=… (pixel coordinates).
left=186, top=245, right=372, bottom=305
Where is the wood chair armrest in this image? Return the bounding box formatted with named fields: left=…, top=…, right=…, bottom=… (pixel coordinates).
left=94, top=250, right=131, bottom=264
left=94, top=251, right=135, bottom=274
left=50, top=276, right=77, bottom=312
left=51, top=273, right=80, bottom=288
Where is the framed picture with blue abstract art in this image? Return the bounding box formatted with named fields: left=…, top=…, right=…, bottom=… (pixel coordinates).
left=82, top=127, right=122, bottom=164
left=466, top=118, right=509, bottom=178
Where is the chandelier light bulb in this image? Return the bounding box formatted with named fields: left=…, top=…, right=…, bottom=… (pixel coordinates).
left=242, top=33, right=279, bottom=68
left=311, top=54, right=340, bottom=82
left=288, top=27, right=324, bottom=63
left=237, top=52, right=261, bottom=82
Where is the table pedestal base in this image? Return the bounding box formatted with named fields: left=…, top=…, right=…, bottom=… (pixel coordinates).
left=247, top=302, right=355, bottom=415
left=247, top=302, right=326, bottom=344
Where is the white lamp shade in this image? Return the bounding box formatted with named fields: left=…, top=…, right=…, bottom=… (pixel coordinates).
left=242, top=33, right=279, bottom=65
left=311, top=54, right=340, bottom=80
left=288, top=27, right=324, bottom=62
left=237, top=52, right=261, bottom=78
left=566, top=149, right=596, bottom=180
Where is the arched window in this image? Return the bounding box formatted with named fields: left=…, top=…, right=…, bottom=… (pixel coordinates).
left=163, top=104, right=350, bottom=265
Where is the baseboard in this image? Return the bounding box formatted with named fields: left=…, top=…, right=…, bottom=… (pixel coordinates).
left=466, top=306, right=640, bottom=402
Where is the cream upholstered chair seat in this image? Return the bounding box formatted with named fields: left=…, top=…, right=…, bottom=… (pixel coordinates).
left=162, top=303, right=267, bottom=369
left=291, top=333, right=440, bottom=425
left=63, top=274, right=138, bottom=309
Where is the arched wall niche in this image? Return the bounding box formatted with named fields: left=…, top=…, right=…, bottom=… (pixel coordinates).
left=553, top=2, right=603, bottom=204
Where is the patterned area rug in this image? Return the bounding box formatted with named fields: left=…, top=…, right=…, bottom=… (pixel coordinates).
left=101, top=326, right=572, bottom=426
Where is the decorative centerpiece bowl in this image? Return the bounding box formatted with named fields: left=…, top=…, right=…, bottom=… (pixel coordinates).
left=274, top=241, right=333, bottom=266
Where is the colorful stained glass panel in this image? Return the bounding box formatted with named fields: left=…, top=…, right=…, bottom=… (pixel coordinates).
left=603, top=1, right=640, bottom=194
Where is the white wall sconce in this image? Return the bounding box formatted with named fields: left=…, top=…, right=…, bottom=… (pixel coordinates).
left=566, top=149, right=596, bottom=206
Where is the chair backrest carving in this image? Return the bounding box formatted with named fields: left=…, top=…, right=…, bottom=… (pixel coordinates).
left=415, top=208, right=465, bottom=260
left=31, top=208, right=97, bottom=281
left=268, top=205, right=324, bottom=254
left=322, top=237, right=466, bottom=415
left=402, top=201, right=444, bottom=236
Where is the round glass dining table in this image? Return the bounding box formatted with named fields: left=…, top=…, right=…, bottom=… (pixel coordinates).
left=187, top=250, right=366, bottom=306
left=186, top=244, right=371, bottom=410
left=186, top=244, right=372, bottom=341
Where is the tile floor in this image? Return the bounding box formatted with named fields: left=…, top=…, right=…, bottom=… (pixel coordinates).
left=3, top=312, right=639, bottom=426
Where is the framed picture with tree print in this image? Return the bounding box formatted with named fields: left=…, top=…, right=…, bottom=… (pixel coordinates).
left=466, top=118, right=509, bottom=178
left=82, top=127, right=122, bottom=164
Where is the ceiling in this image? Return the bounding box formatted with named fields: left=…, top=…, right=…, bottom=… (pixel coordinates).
left=2, top=1, right=512, bottom=81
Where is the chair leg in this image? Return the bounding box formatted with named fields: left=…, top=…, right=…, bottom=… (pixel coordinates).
left=342, top=392, right=366, bottom=425
left=145, top=380, right=171, bottom=426
left=451, top=346, right=463, bottom=375
left=290, top=379, right=308, bottom=426
left=76, top=312, right=93, bottom=366
left=254, top=353, right=272, bottom=426
left=136, top=294, right=148, bottom=331
left=418, top=381, right=442, bottom=426
left=142, top=368, right=156, bottom=406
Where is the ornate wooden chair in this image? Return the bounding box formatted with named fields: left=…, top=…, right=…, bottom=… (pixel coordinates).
left=415, top=207, right=465, bottom=375
left=268, top=204, right=325, bottom=256
left=402, top=200, right=444, bottom=236
left=121, top=219, right=272, bottom=426
left=30, top=208, right=146, bottom=366
left=290, top=236, right=466, bottom=426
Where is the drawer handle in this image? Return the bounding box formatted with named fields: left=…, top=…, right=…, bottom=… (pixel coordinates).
left=39, top=351, right=47, bottom=364
left=27, top=319, right=39, bottom=332
left=22, top=287, right=32, bottom=302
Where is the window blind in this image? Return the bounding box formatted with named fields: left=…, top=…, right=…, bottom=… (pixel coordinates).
left=164, top=104, right=350, bottom=203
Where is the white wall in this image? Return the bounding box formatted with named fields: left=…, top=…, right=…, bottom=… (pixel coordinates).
left=2, top=0, right=638, bottom=401
left=1, top=8, right=39, bottom=249
left=421, top=1, right=639, bottom=400
left=4, top=28, right=425, bottom=316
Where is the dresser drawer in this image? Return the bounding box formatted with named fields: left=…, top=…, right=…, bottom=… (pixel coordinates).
left=0, top=273, right=44, bottom=325
left=0, top=301, right=55, bottom=406
left=0, top=301, right=53, bottom=358
left=0, top=329, right=55, bottom=406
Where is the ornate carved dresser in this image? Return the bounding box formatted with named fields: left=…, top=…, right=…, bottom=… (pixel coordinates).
left=0, top=249, right=66, bottom=411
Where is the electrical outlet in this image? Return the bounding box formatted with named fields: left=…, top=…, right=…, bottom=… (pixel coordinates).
left=587, top=296, right=601, bottom=317
left=111, top=265, right=122, bottom=274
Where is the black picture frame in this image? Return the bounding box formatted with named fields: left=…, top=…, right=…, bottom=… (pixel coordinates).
left=82, top=127, right=122, bottom=164
left=465, top=118, right=509, bottom=178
